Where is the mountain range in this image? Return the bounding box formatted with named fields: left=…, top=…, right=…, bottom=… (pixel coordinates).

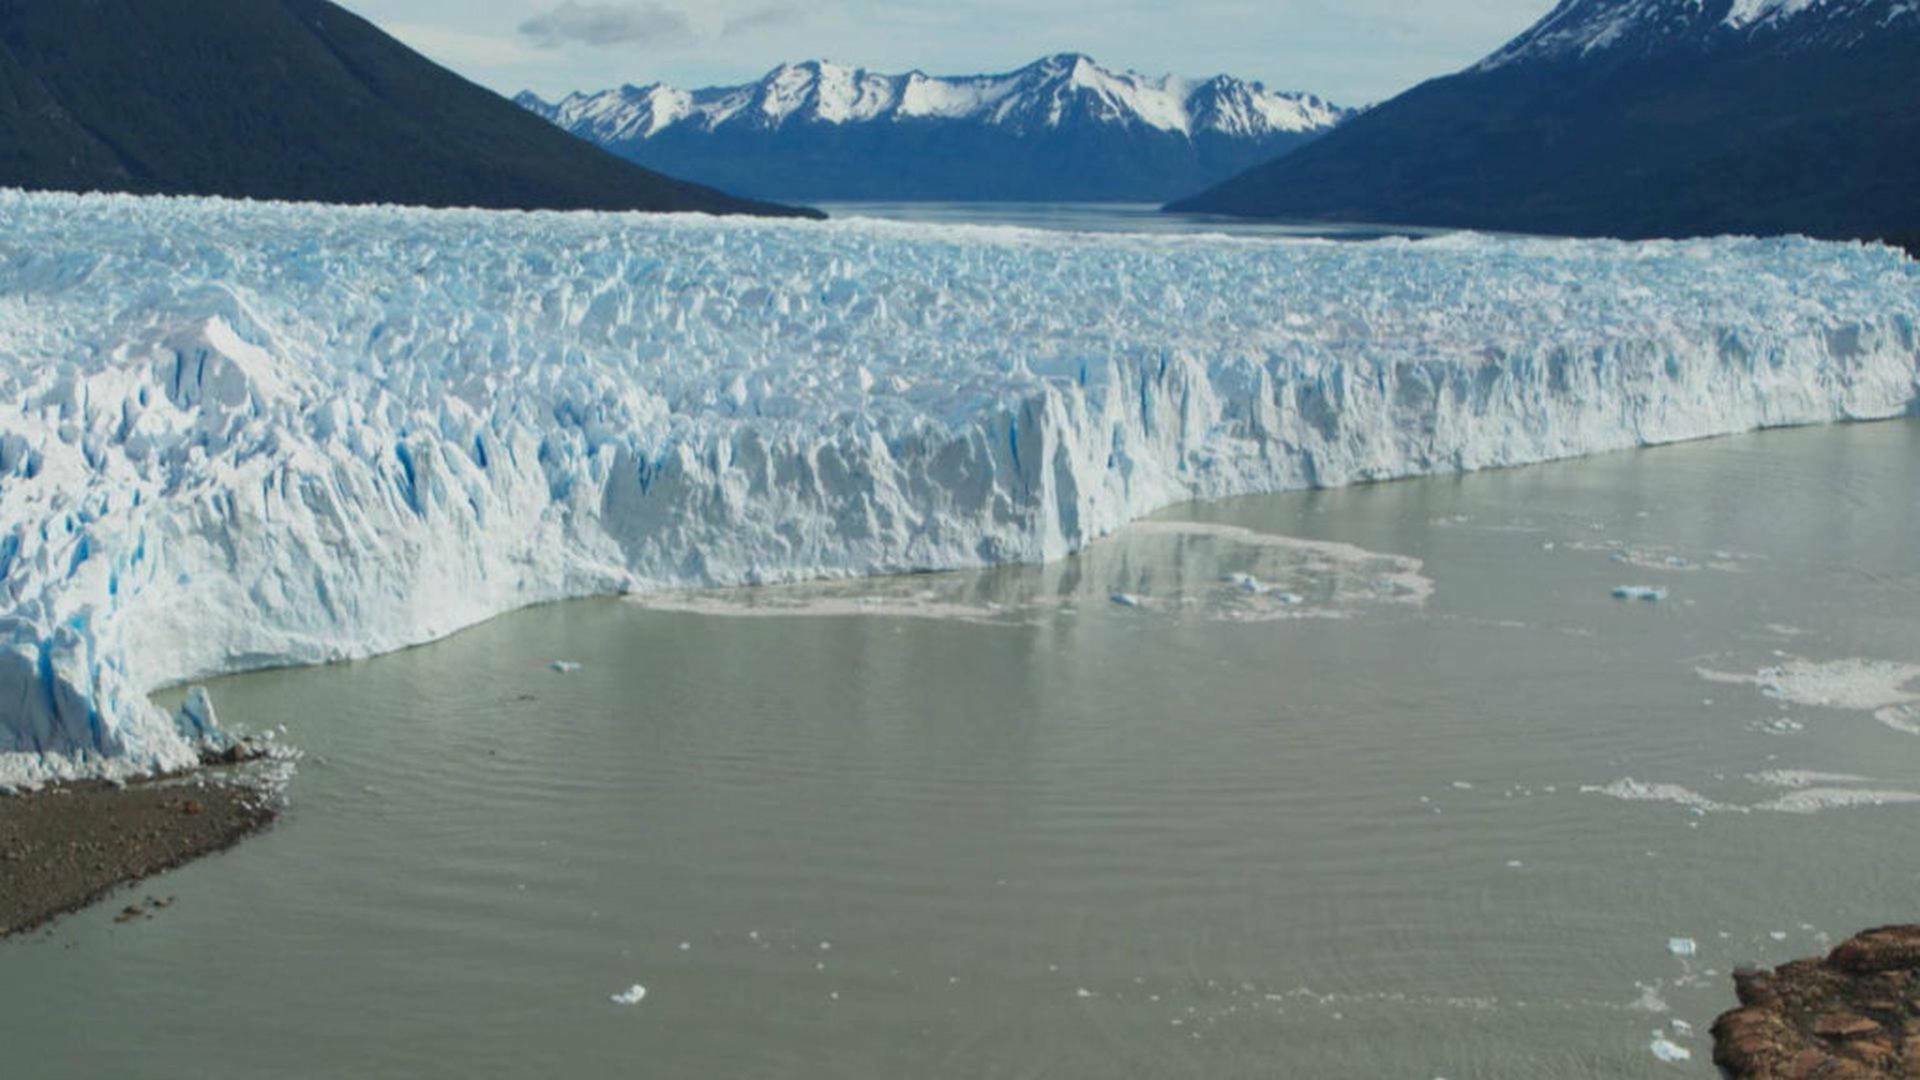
left=0, top=0, right=809, bottom=217
left=1171, top=0, right=1920, bottom=248
left=519, top=55, right=1352, bottom=203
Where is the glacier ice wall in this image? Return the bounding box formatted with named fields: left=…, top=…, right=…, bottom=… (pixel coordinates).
left=0, top=190, right=1915, bottom=785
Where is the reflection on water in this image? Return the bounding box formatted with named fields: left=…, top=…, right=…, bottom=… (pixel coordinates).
left=3, top=420, right=1919, bottom=1079
left=634, top=519, right=1431, bottom=626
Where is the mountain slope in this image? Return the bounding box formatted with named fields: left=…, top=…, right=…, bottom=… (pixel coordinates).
left=520, top=55, right=1352, bottom=203
left=1169, top=0, right=1920, bottom=245
left=0, top=0, right=811, bottom=217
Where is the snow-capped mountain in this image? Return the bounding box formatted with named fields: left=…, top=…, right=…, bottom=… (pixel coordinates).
left=518, top=55, right=1352, bottom=202
left=1174, top=0, right=1920, bottom=246
left=1481, top=0, right=1918, bottom=68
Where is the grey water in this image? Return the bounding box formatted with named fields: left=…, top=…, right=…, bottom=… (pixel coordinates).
left=5, top=420, right=1920, bottom=1079
left=817, top=200, right=1456, bottom=241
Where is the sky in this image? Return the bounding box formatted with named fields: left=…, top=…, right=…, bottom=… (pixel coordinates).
left=342, top=0, right=1558, bottom=106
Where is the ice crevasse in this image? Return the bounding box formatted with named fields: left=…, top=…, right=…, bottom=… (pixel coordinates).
left=0, top=190, right=1915, bottom=785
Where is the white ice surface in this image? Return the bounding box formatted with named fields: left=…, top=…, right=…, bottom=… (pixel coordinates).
left=1, top=190, right=1916, bottom=784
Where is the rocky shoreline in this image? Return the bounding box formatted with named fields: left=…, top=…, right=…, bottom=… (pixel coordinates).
left=0, top=749, right=282, bottom=939
left=1714, top=925, right=1920, bottom=1078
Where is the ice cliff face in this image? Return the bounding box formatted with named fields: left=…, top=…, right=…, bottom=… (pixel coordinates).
left=1, top=190, right=1916, bottom=786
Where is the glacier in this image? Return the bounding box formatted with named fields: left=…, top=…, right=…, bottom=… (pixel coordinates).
left=0, top=189, right=1916, bottom=786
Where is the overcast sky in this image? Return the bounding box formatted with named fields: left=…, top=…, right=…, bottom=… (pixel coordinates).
left=342, top=0, right=1557, bottom=105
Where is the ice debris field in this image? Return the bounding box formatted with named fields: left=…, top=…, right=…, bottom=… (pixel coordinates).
left=0, top=190, right=1916, bottom=785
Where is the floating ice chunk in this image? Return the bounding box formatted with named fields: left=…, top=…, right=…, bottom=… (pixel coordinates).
left=1757, top=788, right=1920, bottom=814
left=1590, top=774, right=1920, bottom=816
left=1667, top=938, right=1696, bottom=958
left=550, top=661, right=584, bottom=674
left=1222, top=573, right=1265, bottom=594
left=1583, top=779, right=1738, bottom=814
left=1670, top=1019, right=1693, bottom=1035
left=1109, top=593, right=1145, bottom=609
left=610, top=984, right=647, bottom=1006
left=1650, top=1038, right=1691, bottom=1063
left=1611, top=549, right=1698, bottom=572
left=1632, top=983, right=1670, bottom=1013
left=1075, top=988, right=1094, bottom=999
left=1878, top=705, right=1920, bottom=736
left=1700, top=659, right=1920, bottom=712
left=1745, top=770, right=1875, bottom=789
left=1612, top=586, right=1669, bottom=602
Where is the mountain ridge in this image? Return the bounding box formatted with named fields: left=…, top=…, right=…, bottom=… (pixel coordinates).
left=521, top=55, right=1353, bottom=203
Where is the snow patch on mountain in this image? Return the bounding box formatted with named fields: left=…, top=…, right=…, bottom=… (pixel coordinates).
left=519, top=55, right=1350, bottom=142
left=1, top=189, right=1916, bottom=786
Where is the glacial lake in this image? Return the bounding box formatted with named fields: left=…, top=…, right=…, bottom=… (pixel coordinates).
left=5, top=419, right=1920, bottom=1078
left=817, top=200, right=1459, bottom=241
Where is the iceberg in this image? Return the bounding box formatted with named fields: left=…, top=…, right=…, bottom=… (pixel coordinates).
left=1, top=190, right=1916, bottom=785
left=1649, top=1037, right=1692, bottom=1063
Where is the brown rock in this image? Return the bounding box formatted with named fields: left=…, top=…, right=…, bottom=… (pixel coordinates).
left=1817, top=1014, right=1885, bottom=1040
left=180, top=800, right=203, bottom=817
left=1739, top=966, right=1785, bottom=1007
left=1889, top=1030, right=1920, bottom=1068
left=1718, top=927, right=1920, bottom=1078
left=1784, top=1049, right=1835, bottom=1079
left=1832, top=928, right=1920, bottom=975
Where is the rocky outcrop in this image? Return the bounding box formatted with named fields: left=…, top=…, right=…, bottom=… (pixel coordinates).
left=1713, top=926, right=1920, bottom=1078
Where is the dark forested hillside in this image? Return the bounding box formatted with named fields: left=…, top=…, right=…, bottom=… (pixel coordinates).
left=1170, top=0, right=1919, bottom=248
left=0, top=0, right=814, bottom=217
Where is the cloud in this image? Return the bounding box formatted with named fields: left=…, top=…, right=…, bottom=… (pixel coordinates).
left=518, top=2, right=696, bottom=49
left=384, top=22, right=541, bottom=68
left=721, top=5, right=807, bottom=38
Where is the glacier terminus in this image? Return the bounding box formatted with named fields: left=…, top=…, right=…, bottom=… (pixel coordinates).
left=0, top=190, right=1916, bottom=787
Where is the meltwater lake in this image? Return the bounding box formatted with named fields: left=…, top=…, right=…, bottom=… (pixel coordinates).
left=4, top=419, right=1918, bottom=1078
